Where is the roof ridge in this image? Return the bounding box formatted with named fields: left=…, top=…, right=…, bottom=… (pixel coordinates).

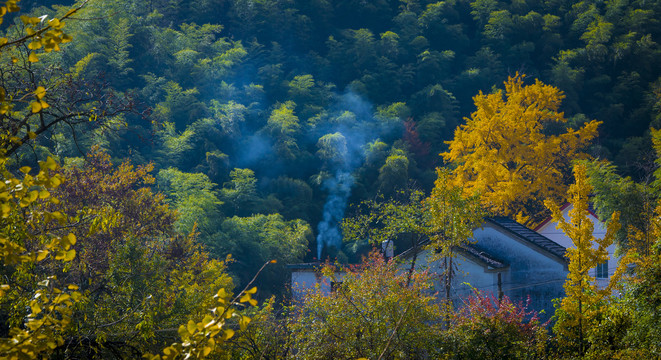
left=486, top=217, right=567, bottom=261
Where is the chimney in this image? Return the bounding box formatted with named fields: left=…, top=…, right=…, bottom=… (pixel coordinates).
left=381, top=240, right=394, bottom=259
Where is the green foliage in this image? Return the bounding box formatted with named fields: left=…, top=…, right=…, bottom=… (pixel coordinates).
left=289, top=251, right=444, bottom=360
left=213, top=213, right=311, bottom=297
left=157, top=167, right=223, bottom=234
left=43, top=148, right=232, bottom=357
left=343, top=190, right=430, bottom=248
left=220, top=168, right=259, bottom=217
left=5, top=0, right=661, bottom=356
left=426, top=168, right=485, bottom=255
left=582, top=159, right=655, bottom=254
left=316, top=132, right=347, bottom=164
left=267, top=101, right=301, bottom=160
left=377, top=151, right=410, bottom=195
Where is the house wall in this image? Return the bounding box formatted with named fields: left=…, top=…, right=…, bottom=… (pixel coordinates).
left=290, top=269, right=345, bottom=303
left=473, top=223, right=568, bottom=318
left=536, top=204, right=618, bottom=288
left=290, top=221, right=569, bottom=319
left=411, top=250, right=502, bottom=302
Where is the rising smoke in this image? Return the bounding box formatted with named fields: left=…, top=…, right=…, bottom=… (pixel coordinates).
left=316, top=171, right=354, bottom=259
left=315, top=90, right=401, bottom=259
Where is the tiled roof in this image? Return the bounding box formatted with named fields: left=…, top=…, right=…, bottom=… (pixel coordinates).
left=395, top=239, right=508, bottom=270
left=487, top=217, right=567, bottom=261
left=456, top=244, right=508, bottom=270
left=533, top=202, right=601, bottom=231
left=286, top=262, right=324, bottom=270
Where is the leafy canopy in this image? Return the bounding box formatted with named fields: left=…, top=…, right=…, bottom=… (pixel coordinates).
left=443, top=74, right=600, bottom=225
left=545, top=164, right=625, bottom=357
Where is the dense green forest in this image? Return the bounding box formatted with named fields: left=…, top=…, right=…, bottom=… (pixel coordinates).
left=2, top=0, right=661, bottom=358
left=9, top=0, right=661, bottom=287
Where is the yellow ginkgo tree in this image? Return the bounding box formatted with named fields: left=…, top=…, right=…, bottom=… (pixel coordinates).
left=545, top=164, right=627, bottom=357
left=443, top=74, right=601, bottom=226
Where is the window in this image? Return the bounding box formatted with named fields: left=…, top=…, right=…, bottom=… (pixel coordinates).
left=596, top=261, right=608, bottom=279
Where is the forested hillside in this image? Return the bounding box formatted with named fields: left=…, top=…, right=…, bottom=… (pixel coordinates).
left=2, top=0, right=661, bottom=358
left=7, top=0, right=659, bottom=288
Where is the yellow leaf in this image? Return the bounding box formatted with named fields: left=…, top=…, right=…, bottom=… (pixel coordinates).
left=27, top=41, right=41, bottom=50
left=27, top=190, right=39, bottom=202
left=187, top=319, right=196, bottom=335
left=66, top=233, right=76, bottom=246
left=28, top=52, right=38, bottom=63
left=38, top=190, right=50, bottom=199
left=0, top=38, right=7, bottom=45
left=177, top=325, right=188, bottom=339
left=64, top=249, right=75, bottom=261
left=36, top=250, right=49, bottom=261
left=223, top=329, right=235, bottom=340
left=202, top=346, right=212, bottom=356
left=202, top=314, right=215, bottom=328
left=239, top=315, right=251, bottom=331
left=19, top=166, right=31, bottom=174
left=50, top=176, right=61, bottom=187
left=31, top=101, right=42, bottom=113
left=34, top=86, right=46, bottom=99
left=54, top=293, right=70, bottom=304
left=246, top=286, right=257, bottom=295
left=43, top=156, right=58, bottom=170
left=30, top=302, right=41, bottom=315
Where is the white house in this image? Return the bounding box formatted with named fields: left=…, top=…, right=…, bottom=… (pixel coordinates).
left=288, top=262, right=346, bottom=302
left=289, top=217, right=569, bottom=319
left=534, top=203, right=619, bottom=289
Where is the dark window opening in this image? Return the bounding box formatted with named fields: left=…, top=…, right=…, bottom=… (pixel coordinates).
left=596, top=261, right=609, bottom=279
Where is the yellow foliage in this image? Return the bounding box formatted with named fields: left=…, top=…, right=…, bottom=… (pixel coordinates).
left=0, top=155, right=83, bottom=359
left=0, top=2, right=91, bottom=357
left=545, top=164, right=626, bottom=356
left=146, top=283, right=259, bottom=360
left=443, top=74, right=601, bottom=225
